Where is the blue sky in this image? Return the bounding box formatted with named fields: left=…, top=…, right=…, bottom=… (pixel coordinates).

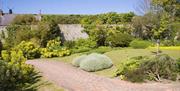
left=1, top=0, right=140, bottom=14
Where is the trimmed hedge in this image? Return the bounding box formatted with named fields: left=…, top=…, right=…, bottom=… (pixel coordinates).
left=72, top=55, right=87, bottom=67
left=130, top=40, right=152, bottom=49
left=79, top=53, right=113, bottom=72
left=106, top=32, right=133, bottom=47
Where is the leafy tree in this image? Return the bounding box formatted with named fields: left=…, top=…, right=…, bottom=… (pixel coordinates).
left=152, top=0, right=180, bottom=17
left=152, top=12, right=171, bottom=39
left=34, top=21, right=60, bottom=47
left=106, top=32, right=133, bottom=47
left=131, top=12, right=159, bottom=39
left=12, top=15, right=38, bottom=25
left=4, top=25, right=21, bottom=48
left=89, top=26, right=108, bottom=46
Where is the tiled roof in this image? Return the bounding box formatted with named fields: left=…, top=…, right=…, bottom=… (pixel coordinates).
left=59, top=24, right=88, bottom=41
left=0, top=14, right=16, bottom=26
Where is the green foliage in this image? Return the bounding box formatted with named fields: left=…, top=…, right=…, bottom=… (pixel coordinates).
left=4, top=21, right=60, bottom=49
left=42, top=14, right=84, bottom=24
left=0, top=50, right=40, bottom=91
left=89, top=26, right=107, bottom=46
left=152, top=0, right=180, bottom=17
left=140, top=54, right=178, bottom=81
left=14, top=41, right=40, bottom=59
left=161, top=40, right=180, bottom=46
left=46, top=37, right=61, bottom=51
left=71, top=47, right=91, bottom=54
left=106, top=32, right=133, bottom=47
left=177, top=58, right=180, bottom=72
left=40, top=39, right=70, bottom=58
left=130, top=39, right=152, bottom=49
left=115, top=54, right=179, bottom=82
left=12, top=14, right=38, bottom=25
left=70, top=38, right=97, bottom=54
left=40, top=48, right=71, bottom=58
left=63, top=41, right=75, bottom=49
left=80, top=12, right=135, bottom=25
left=34, top=21, right=60, bottom=47
left=87, top=46, right=113, bottom=54
left=0, top=40, right=2, bottom=55
left=174, top=40, right=180, bottom=46
left=79, top=53, right=113, bottom=72
left=75, top=38, right=97, bottom=49
left=1, top=50, right=10, bottom=61
left=152, top=12, right=171, bottom=39
left=161, top=40, right=174, bottom=46
left=114, top=56, right=147, bottom=82
left=72, top=55, right=87, bottom=67
left=131, top=13, right=159, bottom=40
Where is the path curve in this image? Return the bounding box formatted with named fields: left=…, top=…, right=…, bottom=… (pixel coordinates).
left=27, top=60, right=180, bottom=91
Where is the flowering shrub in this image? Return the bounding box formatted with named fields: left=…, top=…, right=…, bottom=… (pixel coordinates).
left=0, top=50, right=40, bottom=91
left=14, top=41, right=40, bottom=59
left=46, top=37, right=61, bottom=51
left=40, top=39, right=71, bottom=58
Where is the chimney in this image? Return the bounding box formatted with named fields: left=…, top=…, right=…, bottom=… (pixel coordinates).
left=0, top=9, right=3, bottom=16
left=9, top=9, right=13, bottom=14
left=37, top=10, right=42, bottom=21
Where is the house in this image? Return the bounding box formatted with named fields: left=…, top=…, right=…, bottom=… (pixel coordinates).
left=0, top=9, right=88, bottom=41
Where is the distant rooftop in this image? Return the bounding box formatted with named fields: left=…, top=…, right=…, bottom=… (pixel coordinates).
left=0, top=14, right=16, bottom=26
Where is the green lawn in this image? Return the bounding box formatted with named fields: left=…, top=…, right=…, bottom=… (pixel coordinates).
left=35, top=77, right=64, bottom=91
left=53, top=48, right=180, bottom=77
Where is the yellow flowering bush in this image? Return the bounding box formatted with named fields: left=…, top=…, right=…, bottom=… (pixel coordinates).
left=147, top=46, right=180, bottom=50
left=14, top=41, right=41, bottom=59
left=40, top=39, right=71, bottom=58
left=0, top=50, right=40, bottom=90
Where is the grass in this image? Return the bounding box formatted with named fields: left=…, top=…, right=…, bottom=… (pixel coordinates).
left=30, top=76, right=64, bottom=91
left=148, top=46, right=180, bottom=50
left=53, top=47, right=180, bottom=77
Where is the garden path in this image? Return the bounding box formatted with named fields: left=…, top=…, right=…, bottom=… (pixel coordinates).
left=27, top=60, right=180, bottom=91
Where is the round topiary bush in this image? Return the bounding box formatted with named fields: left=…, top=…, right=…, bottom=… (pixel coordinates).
left=72, top=55, right=87, bottom=67
left=79, top=53, right=113, bottom=72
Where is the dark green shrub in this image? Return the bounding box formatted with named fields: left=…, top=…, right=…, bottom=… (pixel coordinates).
left=115, top=54, right=179, bottom=82
left=174, top=40, right=180, bottom=46
left=114, top=57, right=145, bottom=82
left=106, top=32, right=133, bottom=47
left=0, top=50, right=40, bottom=91
left=140, top=54, right=178, bottom=81
left=130, top=40, right=152, bottom=49
left=0, top=40, right=2, bottom=55
left=176, top=58, right=180, bottom=72
left=79, top=53, right=113, bottom=72
left=161, top=40, right=174, bottom=46
left=63, top=41, right=75, bottom=49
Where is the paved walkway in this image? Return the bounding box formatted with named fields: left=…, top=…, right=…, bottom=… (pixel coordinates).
left=27, top=60, right=180, bottom=91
